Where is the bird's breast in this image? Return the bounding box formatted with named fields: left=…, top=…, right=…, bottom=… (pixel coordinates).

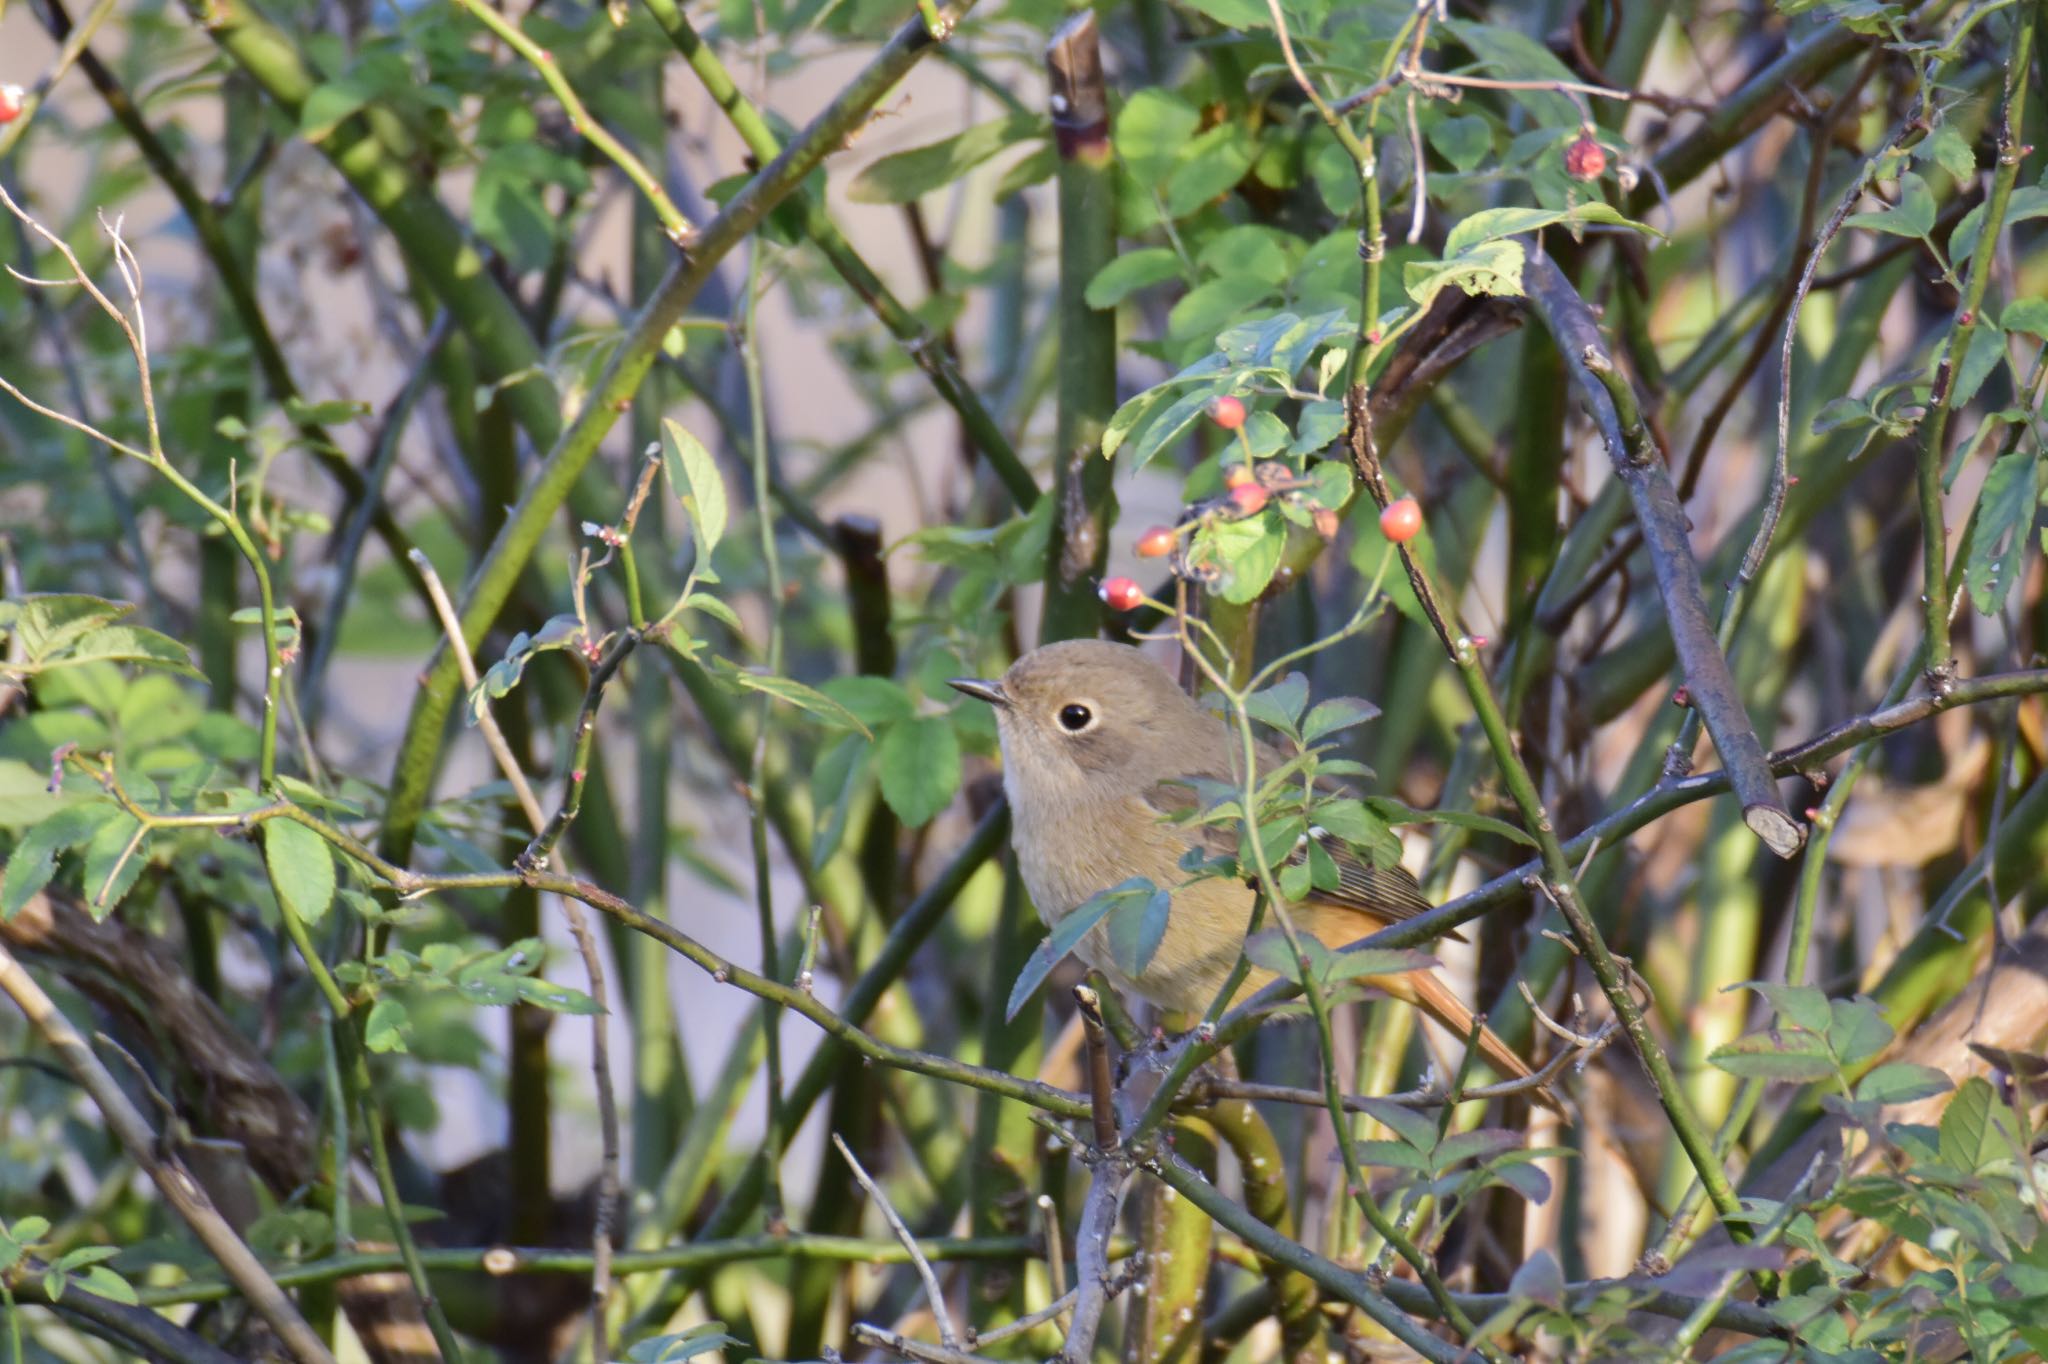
left=1009, top=792, right=1255, bottom=1015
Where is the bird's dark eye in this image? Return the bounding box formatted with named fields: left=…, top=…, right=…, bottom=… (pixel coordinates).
left=1058, top=703, right=1093, bottom=732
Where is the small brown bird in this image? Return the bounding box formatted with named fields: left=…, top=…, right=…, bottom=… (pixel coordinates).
left=950, top=639, right=1546, bottom=1096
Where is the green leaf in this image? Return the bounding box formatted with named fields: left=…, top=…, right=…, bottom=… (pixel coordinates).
left=628, top=1323, right=746, bottom=1363
left=1005, top=879, right=1139, bottom=1021
left=662, top=419, right=728, bottom=579
left=1301, top=696, right=1381, bottom=744
left=0, top=594, right=131, bottom=663
left=1427, top=114, right=1494, bottom=172
left=808, top=733, right=869, bottom=873
left=80, top=811, right=144, bottom=918
left=1707, top=1029, right=1837, bottom=1082
left=1404, top=238, right=1526, bottom=312
left=720, top=666, right=873, bottom=738
left=1195, top=225, right=1301, bottom=287
left=512, top=976, right=602, bottom=1014
left=1242, top=927, right=1331, bottom=986
left=1352, top=1096, right=1441, bottom=1152
left=1825, top=996, right=1894, bottom=1065
left=299, top=79, right=372, bottom=140
left=1200, top=514, right=1287, bottom=603
left=1965, top=451, right=2038, bottom=616
left=1164, top=122, right=1257, bottom=218
left=1949, top=317, right=2008, bottom=411
left=1105, top=882, right=1172, bottom=979
left=1, top=803, right=119, bottom=918
left=2002, top=297, right=2048, bottom=340
left=1509, top=1248, right=1566, bottom=1310
left=71, top=1264, right=138, bottom=1305
left=1322, top=946, right=1437, bottom=984
left=264, top=818, right=337, bottom=925
left=1938, top=1076, right=2017, bottom=1173
left=1441, top=203, right=1650, bottom=258
left=1950, top=185, right=2048, bottom=266
left=1843, top=171, right=1935, bottom=237
left=364, top=997, right=410, bottom=1053
left=1244, top=672, right=1309, bottom=734
left=1920, top=124, right=1975, bottom=183
left=1085, top=248, right=1185, bottom=309
left=472, top=143, right=588, bottom=272
left=875, top=715, right=960, bottom=826
left=1736, top=981, right=1833, bottom=1035
left=1362, top=798, right=1535, bottom=847
left=1114, top=88, right=1202, bottom=187
left=848, top=114, right=1045, bottom=203
left=818, top=675, right=915, bottom=728
left=1855, top=1062, right=1953, bottom=1105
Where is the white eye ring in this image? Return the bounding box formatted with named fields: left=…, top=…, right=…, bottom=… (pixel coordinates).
left=1056, top=701, right=1097, bottom=733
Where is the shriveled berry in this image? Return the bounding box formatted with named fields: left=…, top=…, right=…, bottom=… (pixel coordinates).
left=1230, top=483, right=1269, bottom=516
left=0, top=86, right=23, bottom=124
left=1099, top=576, right=1143, bottom=611
left=1208, top=395, right=1246, bottom=430
left=1564, top=132, right=1607, bottom=181
left=1223, top=463, right=1258, bottom=489
left=1379, top=496, right=1423, bottom=543
left=1135, top=525, right=1177, bottom=558
left=1312, top=506, right=1340, bottom=539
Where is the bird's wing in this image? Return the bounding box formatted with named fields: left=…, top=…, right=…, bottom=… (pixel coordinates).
left=1140, top=774, right=1443, bottom=930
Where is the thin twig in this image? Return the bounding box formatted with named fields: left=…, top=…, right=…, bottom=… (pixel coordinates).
left=406, top=546, right=621, bottom=1357
left=834, top=1134, right=961, bottom=1350
left=969, top=1287, right=1077, bottom=1348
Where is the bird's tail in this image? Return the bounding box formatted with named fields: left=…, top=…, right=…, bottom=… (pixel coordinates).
left=1381, top=968, right=1566, bottom=1118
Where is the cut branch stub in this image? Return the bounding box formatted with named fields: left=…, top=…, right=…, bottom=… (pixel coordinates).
left=1046, top=10, right=1108, bottom=159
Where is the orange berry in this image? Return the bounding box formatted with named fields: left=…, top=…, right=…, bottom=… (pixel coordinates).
left=1379, top=496, right=1423, bottom=543
left=1135, top=525, right=1177, bottom=558
left=1208, top=395, right=1246, bottom=430
left=1099, top=576, right=1143, bottom=611
left=1223, top=463, right=1258, bottom=489
left=1230, top=483, right=1269, bottom=516
left=1564, top=133, right=1607, bottom=181
left=0, top=86, right=22, bottom=124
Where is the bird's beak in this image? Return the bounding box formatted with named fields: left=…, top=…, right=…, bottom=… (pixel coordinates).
left=947, top=677, right=1009, bottom=708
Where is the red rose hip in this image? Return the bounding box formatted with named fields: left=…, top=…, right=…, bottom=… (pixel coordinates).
left=1230, top=483, right=1269, bottom=516
left=1208, top=395, right=1246, bottom=430
left=0, top=86, right=24, bottom=124
left=1564, top=132, right=1606, bottom=181
left=1135, top=525, right=1176, bottom=558
left=1099, top=576, right=1143, bottom=611
left=1223, top=463, right=1258, bottom=489
left=1379, top=496, right=1422, bottom=543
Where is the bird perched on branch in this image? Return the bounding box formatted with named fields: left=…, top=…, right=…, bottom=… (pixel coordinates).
left=951, top=639, right=1554, bottom=1108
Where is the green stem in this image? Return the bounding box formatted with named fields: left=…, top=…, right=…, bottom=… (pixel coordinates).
left=1916, top=3, right=2035, bottom=681
left=133, top=1234, right=1049, bottom=1307
left=741, top=241, right=791, bottom=1227
left=446, top=0, right=693, bottom=243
